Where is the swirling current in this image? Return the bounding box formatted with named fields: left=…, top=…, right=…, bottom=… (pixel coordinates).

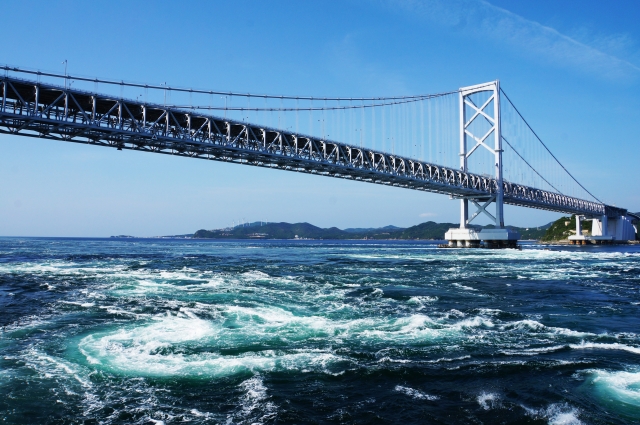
left=1, top=238, right=639, bottom=424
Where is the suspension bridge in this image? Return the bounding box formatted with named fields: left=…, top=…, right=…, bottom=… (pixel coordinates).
left=0, top=66, right=637, bottom=246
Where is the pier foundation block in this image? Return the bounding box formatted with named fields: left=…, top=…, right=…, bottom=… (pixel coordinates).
left=444, top=228, right=520, bottom=249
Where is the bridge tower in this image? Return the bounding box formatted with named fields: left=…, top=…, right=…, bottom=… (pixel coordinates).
left=445, top=81, right=520, bottom=248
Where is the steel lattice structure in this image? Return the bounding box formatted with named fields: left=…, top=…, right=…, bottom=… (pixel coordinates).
left=0, top=76, right=629, bottom=218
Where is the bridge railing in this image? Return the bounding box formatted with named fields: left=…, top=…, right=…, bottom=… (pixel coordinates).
left=0, top=76, right=614, bottom=218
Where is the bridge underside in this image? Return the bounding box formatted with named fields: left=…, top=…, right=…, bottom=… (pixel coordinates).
left=0, top=76, right=627, bottom=220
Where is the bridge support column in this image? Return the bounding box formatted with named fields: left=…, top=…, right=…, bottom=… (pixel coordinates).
left=460, top=199, right=468, bottom=229
left=494, top=80, right=505, bottom=229
left=576, top=215, right=582, bottom=237
left=459, top=88, right=469, bottom=231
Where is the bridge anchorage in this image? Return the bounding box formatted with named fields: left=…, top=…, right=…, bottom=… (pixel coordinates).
left=0, top=66, right=636, bottom=245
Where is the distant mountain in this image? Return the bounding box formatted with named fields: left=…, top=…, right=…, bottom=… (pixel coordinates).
left=193, top=221, right=549, bottom=240
left=343, top=225, right=405, bottom=233
left=194, top=222, right=349, bottom=240
left=390, top=221, right=458, bottom=240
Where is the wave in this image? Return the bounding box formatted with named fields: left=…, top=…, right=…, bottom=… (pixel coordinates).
left=569, top=342, right=640, bottom=355
left=477, top=391, right=500, bottom=410
left=584, top=368, right=640, bottom=411
left=521, top=402, right=583, bottom=425
left=395, top=385, right=439, bottom=401
left=231, top=376, right=278, bottom=424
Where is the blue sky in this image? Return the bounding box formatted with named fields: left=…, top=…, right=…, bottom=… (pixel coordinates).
left=1, top=0, right=638, bottom=236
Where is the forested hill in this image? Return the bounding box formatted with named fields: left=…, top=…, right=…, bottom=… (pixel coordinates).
left=540, top=215, right=593, bottom=242
left=193, top=221, right=549, bottom=240
left=539, top=215, right=640, bottom=242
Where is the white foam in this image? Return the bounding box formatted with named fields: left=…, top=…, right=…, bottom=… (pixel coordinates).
left=570, top=341, right=640, bottom=355
left=499, top=345, right=566, bottom=356
left=78, top=314, right=344, bottom=377
left=451, top=282, right=477, bottom=291
left=239, top=376, right=275, bottom=413
left=224, top=376, right=278, bottom=424
left=477, top=308, right=502, bottom=316
left=451, top=316, right=494, bottom=330
left=522, top=403, right=583, bottom=425
left=370, top=288, right=384, bottom=297
left=189, top=409, right=212, bottom=418
left=424, top=355, right=471, bottom=364
left=445, top=309, right=466, bottom=318
left=377, top=357, right=412, bottom=364
left=586, top=368, right=640, bottom=407
left=103, top=267, right=308, bottom=300
left=476, top=391, right=500, bottom=410
left=395, top=385, right=439, bottom=400
left=59, top=301, right=95, bottom=308
left=15, top=349, right=92, bottom=389
left=501, top=320, right=593, bottom=338
left=77, top=304, right=507, bottom=379
left=220, top=307, right=460, bottom=344
left=477, top=391, right=499, bottom=410
left=407, top=296, right=438, bottom=309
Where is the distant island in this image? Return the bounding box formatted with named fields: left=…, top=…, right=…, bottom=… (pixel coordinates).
left=191, top=221, right=551, bottom=241
left=110, top=216, right=638, bottom=242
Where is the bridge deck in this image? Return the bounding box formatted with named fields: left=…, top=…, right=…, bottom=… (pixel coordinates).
left=0, top=76, right=625, bottom=218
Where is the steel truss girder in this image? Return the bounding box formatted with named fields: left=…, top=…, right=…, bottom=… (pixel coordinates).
left=0, top=76, right=616, bottom=217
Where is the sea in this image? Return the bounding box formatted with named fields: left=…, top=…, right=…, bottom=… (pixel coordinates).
left=1, top=237, right=639, bottom=424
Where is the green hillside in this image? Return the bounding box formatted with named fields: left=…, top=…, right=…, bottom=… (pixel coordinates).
left=541, top=216, right=592, bottom=242
left=481, top=224, right=549, bottom=240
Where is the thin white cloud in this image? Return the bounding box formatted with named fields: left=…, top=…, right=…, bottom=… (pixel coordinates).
left=387, top=0, right=640, bottom=79
left=419, top=212, right=437, bottom=217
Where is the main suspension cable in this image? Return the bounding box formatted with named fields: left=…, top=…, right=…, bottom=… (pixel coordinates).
left=502, top=136, right=563, bottom=195
left=500, top=88, right=602, bottom=203
left=0, top=64, right=485, bottom=102
left=164, top=95, right=441, bottom=111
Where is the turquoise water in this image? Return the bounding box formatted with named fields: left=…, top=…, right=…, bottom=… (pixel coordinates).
left=1, top=238, right=639, bottom=424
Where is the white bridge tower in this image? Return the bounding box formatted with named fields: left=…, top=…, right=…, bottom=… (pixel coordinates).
left=445, top=81, right=520, bottom=248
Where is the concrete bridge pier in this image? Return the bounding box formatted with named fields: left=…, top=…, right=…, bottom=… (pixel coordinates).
left=569, top=213, right=636, bottom=244
left=444, top=226, right=520, bottom=249
left=447, top=239, right=481, bottom=248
